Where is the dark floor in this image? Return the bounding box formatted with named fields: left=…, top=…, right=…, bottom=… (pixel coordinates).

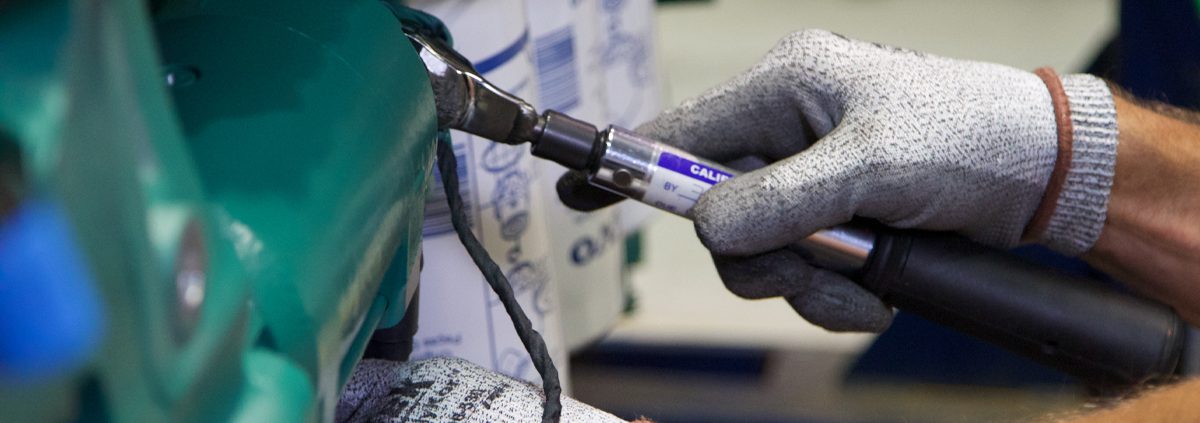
left=570, top=343, right=1088, bottom=423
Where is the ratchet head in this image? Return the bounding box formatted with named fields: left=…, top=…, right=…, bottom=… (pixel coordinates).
left=406, top=32, right=540, bottom=145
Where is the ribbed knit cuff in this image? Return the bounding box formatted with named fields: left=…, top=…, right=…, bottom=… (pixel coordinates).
left=1040, top=74, right=1119, bottom=255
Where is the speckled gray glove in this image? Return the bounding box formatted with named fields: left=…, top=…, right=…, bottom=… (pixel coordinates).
left=336, top=357, right=624, bottom=423
left=558, top=29, right=1118, bottom=333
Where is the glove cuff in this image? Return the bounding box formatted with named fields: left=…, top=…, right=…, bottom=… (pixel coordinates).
left=1039, top=74, right=1119, bottom=255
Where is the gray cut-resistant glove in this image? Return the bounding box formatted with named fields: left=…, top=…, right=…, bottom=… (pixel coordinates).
left=558, top=29, right=1118, bottom=332
left=336, top=357, right=625, bottom=423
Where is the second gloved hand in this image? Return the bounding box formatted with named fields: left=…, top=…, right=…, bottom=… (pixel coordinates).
left=558, top=30, right=1118, bottom=333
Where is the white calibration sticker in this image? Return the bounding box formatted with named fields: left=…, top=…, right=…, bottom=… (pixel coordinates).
left=642, top=150, right=734, bottom=216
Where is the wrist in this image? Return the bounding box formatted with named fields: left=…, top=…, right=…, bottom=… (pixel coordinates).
left=1025, top=73, right=1119, bottom=255
left=1084, top=94, right=1200, bottom=322
left=1041, top=74, right=1120, bottom=254
left=1097, top=95, right=1200, bottom=248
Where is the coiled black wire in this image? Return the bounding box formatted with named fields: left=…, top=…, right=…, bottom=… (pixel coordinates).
left=435, top=134, right=562, bottom=422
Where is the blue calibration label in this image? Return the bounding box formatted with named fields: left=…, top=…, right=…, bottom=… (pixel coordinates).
left=657, top=151, right=733, bottom=184
left=642, top=150, right=737, bottom=216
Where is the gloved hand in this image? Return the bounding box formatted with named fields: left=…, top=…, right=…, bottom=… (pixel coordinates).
left=337, top=357, right=625, bottom=422
left=558, top=30, right=1118, bottom=332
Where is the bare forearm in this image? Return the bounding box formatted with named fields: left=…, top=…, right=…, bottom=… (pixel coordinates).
left=1083, top=93, right=1200, bottom=324
left=1039, top=378, right=1200, bottom=423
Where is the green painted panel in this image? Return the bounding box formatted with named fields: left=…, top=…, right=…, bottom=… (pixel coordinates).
left=0, top=0, right=438, bottom=420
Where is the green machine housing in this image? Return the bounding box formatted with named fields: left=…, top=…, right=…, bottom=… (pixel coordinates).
left=0, top=0, right=441, bottom=420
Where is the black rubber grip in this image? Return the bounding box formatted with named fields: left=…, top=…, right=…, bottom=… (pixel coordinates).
left=532, top=110, right=601, bottom=170
left=858, top=230, right=1186, bottom=387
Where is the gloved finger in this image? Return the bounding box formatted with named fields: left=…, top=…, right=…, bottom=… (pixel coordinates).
left=711, top=248, right=819, bottom=299
left=784, top=269, right=893, bottom=333
left=556, top=169, right=627, bottom=211
left=634, top=44, right=842, bottom=163
left=712, top=249, right=892, bottom=333
left=556, top=30, right=859, bottom=213
left=693, top=124, right=866, bottom=256
left=555, top=151, right=779, bottom=213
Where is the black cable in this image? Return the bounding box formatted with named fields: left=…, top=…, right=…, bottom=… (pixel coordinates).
left=435, top=134, right=562, bottom=422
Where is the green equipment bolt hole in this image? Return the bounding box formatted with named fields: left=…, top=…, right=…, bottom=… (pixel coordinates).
left=163, top=64, right=201, bottom=88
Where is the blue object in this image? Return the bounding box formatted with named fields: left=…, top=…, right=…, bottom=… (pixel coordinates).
left=1086, top=0, right=1200, bottom=108
left=848, top=312, right=1077, bottom=388
left=0, top=200, right=104, bottom=381
left=1117, top=0, right=1200, bottom=108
